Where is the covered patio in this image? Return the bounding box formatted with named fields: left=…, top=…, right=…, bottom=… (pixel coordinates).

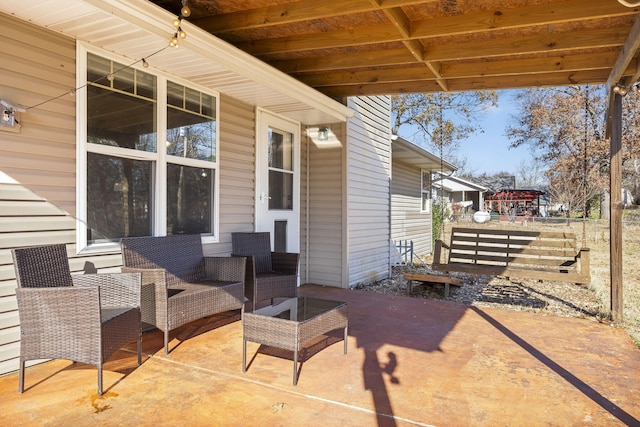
left=1, top=285, right=638, bottom=426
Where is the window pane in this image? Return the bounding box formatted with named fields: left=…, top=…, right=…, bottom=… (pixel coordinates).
left=166, top=81, right=216, bottom=162
left=422, top=193, right=431, bottom=212
left=167, top=164, right=213, bottom=234
left=269, top=170, right=293, bottom=210
left=88, top=85, right=157, bottom=151
left=87, top=153, right=152, bottom=243
left=166, top=109, right=216, bottom=162
left=422, top=172, right=430, bottom=191
left=88, top=53, right=156, bottom=96
left=268, top=128, right=293, bottom=171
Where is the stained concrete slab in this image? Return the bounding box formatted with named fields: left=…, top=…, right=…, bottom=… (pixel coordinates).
left=1, top=284, right=638, bottom=426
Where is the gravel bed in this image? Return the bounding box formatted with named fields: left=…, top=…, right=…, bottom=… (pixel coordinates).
left=354, top=265, right=606, bottom=321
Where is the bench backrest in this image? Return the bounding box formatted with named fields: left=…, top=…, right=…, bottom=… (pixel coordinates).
left=447, top=227, right=579, bottom=270
left=121, top=234, right=205, bottom=287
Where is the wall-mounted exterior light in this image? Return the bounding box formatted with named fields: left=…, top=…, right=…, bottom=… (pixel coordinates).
left=0, top=99, right=26, bottom=128
left=318, top=127, right=329, bottom=141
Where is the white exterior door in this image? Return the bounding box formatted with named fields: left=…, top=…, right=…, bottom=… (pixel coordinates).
left=255, top=109, right=300, bottom=254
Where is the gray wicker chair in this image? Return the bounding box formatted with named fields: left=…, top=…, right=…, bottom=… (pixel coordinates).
left=231, top=232, right=299, bottom=311
left=120, top=234, right=245, bottom=354
left=11, top=244, right=142, bottom=395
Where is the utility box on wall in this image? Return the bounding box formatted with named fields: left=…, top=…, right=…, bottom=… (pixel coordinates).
left=1, top=100, right=24, bottom=133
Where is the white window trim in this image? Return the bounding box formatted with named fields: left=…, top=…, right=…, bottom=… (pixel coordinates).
left=420, top=169, right=432, bottom=214
left=75, top=42, right=220, bottom=254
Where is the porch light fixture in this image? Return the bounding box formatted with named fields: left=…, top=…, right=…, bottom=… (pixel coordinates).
left=318, top=127, right=329, bottom=141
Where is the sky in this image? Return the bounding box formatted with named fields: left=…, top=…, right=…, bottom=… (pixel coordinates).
left=456, top=90, right=533, bottom=176
left=398, top=89, right=534, bottom=177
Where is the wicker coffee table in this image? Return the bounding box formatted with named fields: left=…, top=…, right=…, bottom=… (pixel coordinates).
left=242, top=296, right=348, bottom=385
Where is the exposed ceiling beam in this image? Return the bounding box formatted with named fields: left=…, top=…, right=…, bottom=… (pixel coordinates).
left=267, top=26, right=630, bottom=74
left=605, top=12, right=640, bottom=138
left=241, top=23, right=631, bottom=57
left=191, top=0, right=437, bottom=33
left=196, top=0, right=632, bottom=37
left=318, top=69, right=613, bottom=97
left=293, top=51, right=633, bottom=88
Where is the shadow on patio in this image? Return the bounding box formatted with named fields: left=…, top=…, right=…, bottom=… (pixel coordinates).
left=1, top=284, right=639, bottom=426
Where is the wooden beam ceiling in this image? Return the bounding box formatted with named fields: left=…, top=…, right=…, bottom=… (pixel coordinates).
left=151, top=0, right=640, bottom=97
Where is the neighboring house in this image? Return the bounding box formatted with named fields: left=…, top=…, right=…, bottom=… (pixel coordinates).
left=432, top=175, right=489, bottom=216
left=0, top=3, right=392, bottom=375
left=390, top=136, right=456, bottom=263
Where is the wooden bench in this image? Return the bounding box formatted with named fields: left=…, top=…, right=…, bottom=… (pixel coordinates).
left=432, top=227, right=591, bottom=284
left=404, top=272, right=464, bottom=298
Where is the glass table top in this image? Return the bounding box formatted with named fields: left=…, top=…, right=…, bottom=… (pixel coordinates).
left=251, top=296, right=346, bottom=322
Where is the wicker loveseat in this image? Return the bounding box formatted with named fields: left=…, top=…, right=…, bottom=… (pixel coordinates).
left=120, top=234, right=245, bottom=354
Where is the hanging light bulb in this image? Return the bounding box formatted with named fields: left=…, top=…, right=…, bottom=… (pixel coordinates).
left=107, top=73, right=115, bottom=82
left=173, top=17, right=181, bottom=28
left=178, top=28, right=187, bottom=39
left=169, top=34, right=179, bottom=47
left=142, top=58, right=149, bottom=68
left=181, top=0, right=191, bottom=18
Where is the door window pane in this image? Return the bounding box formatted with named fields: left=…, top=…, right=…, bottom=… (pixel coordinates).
left=268, top=128, right=293, bottom=171
left=268, top=127, right=294, bottom=210
left=269, top=170, right=293, bottom=210
left=167, top=164, right=213, bottom=234
left=87, top=153, right=152, bottom=243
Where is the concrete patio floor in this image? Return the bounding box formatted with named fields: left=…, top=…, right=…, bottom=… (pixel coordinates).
left=1, top=284, right=639, bottom=426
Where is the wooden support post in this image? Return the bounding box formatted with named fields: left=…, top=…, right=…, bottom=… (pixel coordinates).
left=610, top=93, right=624, bottom=322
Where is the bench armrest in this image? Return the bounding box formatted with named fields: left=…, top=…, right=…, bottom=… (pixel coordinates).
left=72, top=272, right=141, bottom=309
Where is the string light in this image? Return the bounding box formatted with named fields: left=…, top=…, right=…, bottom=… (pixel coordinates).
left=181, top=0, right=191, bottom=17
left=24, top=45, right=170, bottom=112
left=169, top=0, right=190, bottom=47
left=20, top=1, right=191, bottom=113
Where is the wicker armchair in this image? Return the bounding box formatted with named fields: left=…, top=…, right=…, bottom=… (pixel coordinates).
left=231, top=232, right=299, bottom=311
left=120, top=234, right=245, bottom=354
left=11, top=244, right=142, bottom=395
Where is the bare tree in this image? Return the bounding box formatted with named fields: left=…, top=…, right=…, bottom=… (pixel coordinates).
left=391, top=91, right=498, bottom=159
left=506, top=86, right=609, bottom=218
left=515, top=158, right=547, bottom=189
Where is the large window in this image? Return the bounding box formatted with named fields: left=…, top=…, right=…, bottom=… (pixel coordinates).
left=78, top=48, right=219, bottom=251
left=421, top=170, right=431, bottom=213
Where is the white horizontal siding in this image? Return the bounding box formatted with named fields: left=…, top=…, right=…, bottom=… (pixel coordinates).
left=391, top=160, right=433, bottom=263
left=346, top=96, right=392, bottom=287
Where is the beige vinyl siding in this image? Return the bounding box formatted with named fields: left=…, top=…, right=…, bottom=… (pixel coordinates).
left=203, top=95, right=255, bottom=256
left=391, top=160, right=433, bottom=262
left=304, top=128, right=344, bottom=287
left=346, top=96, right=392, bottom=287
left=0, top=14, right=82, bottom=376
left=0, top=14, right=259, bottom=376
